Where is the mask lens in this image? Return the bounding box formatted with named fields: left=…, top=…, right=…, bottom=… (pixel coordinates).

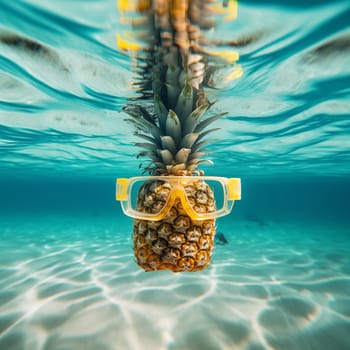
left=130, top=179, right=171, bottom=214
left=183, top=179, right=225, bottom=215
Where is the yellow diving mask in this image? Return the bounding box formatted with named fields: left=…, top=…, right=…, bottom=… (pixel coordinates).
left=116, top=176, right=241, bottom=221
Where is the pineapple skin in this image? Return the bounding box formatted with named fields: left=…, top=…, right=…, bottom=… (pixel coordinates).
left=133, top=180, right=216, bottom=272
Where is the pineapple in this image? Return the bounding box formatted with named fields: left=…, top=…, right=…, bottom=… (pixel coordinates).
left=133, top=178, right=216, bottom=272
left=119, top=0, right=240, bottom=272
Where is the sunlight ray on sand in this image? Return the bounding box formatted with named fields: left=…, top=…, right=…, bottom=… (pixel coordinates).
left=0, top=215, right=349, bottom=349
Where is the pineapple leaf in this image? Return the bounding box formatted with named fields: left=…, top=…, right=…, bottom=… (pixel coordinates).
left=137, top=151, right=161, bottom=162
left=134, top=142, right=158, bottom=152
left=152, top=79, right=162, bottom=96
left=123, top=104, right=156, bottom=126
left=166, top=65, right=180, bottom=86
left=175, top=148, right=191, bottom=163
left=161, top=136, right=177, bottom=155
left=152, top=162, right=167, bottom=170
left=134, top=132, right=160, bottom=146
left=143, top=162, right=165, bottom=174
left=192, top=139, right=217, bottom=153
left=188, top=159, right=214, bottom=166
left=175, top=80, right=194, bottom=122
left=182, top=103, right=210, bottom=135
left=124, top=113, right=162, bottom=143
left=194, top=112, right=227, bottom=133
left=166, top=83, right=181, bottom=110
left=195, top=128, right=221, bottom=143
left=154, top=94, right=168, bottom=133
left=188, top=151, right=205, bottom=161
left=180, top=133, right=200, bottom=148
left=160, top=149, right=173, bottom=165
left=165, top=110, right=182, bottom=146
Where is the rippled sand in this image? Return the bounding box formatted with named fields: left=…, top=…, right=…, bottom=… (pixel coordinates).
left=0, top=214, right=349, bottom=350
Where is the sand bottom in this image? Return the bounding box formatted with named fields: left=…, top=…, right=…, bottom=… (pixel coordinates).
left=0, top=214, right=349, bottom=350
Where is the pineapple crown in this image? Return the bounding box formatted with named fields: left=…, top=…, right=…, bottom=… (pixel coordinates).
left=124, top=79, right=226, bottom=176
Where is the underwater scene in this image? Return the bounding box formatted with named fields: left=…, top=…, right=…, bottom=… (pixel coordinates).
left=1, top=0, right=350, bottom=349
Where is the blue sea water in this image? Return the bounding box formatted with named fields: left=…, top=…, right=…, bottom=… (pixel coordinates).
left=0, top=0, right=350, bottom=349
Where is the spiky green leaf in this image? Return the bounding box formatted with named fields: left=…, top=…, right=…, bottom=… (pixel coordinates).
left=166, top=65, right=180, bottom=86
left=166, top=84, right=180, bottom=110
left=124, top=115, right=161, bottom=143
left=137, top=151, right=162, bottom=162
left=192, top=139, right=217, bottom=153
left=160, top=149, right=173, bottom=165
left=134, top=142, right=158, bottom=152
left=194, top=112, right=227, bottom=133
left=195, top=128, right=221, bottom=143
left=182, top=103, right=210, bottom=135
left=188, top=151, right=205, bottom=162
left=123, top=104, right=156, bottom=126
left=175, top=80, right=193, bottom=122
left=161, top=136, right=177, bottom=155
left=188, top=159, right=213, bottom=166
left=154, top=94, right=168, bottom=133
left=180, top=133, right=200, bottom=149
left=134, top=132, right=160, bottom=146
left=165, top=110, right=182, bottom=146
left=175, top=148, right=191, bottom=164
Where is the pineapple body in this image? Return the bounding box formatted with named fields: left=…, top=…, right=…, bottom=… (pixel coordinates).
left=133, top=179, right=216, bottom=272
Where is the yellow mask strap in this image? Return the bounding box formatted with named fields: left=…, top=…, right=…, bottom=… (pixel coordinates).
left=228, top=178, right=241, bottom=200
left=116, top=178, right=129, bottom=201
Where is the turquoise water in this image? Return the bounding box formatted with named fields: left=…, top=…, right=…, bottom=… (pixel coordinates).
left=1, top=1, right=350, bottom=349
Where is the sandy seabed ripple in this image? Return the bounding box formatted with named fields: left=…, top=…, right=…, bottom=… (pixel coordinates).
left=0, top=214, right=349, bottom=350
